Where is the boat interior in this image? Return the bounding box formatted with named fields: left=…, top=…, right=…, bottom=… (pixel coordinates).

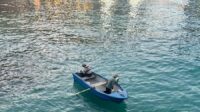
left=76, top=73, right=121, bottom=92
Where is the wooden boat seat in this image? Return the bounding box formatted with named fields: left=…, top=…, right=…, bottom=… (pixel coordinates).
left=82, top=75, right=96, bottom=81
left=92, top=81, right=106, bottom=87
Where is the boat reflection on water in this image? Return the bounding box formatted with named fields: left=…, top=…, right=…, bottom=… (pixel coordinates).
left=73, top=83, right=127, bottom=112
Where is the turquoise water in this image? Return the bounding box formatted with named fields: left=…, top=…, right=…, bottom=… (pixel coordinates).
left=0, top=0, right=200, bottom=112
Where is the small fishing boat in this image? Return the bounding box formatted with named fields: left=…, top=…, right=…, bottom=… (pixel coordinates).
left=72, top=72, right=128, bottom=102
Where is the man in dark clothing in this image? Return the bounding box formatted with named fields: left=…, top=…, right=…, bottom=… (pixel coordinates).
left=104, top=74, right=119, bottom=94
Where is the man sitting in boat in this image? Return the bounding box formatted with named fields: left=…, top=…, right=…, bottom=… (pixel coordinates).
left=80, top=64, right=96, bottom=80
left=104, top=74, right=119, bottom=94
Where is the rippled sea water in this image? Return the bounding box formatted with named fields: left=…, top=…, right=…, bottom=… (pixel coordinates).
left=0, top=0, right=200, bottom=112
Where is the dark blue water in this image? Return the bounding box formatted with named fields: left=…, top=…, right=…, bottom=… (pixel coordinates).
left=0, top=0, right=200, bottom=112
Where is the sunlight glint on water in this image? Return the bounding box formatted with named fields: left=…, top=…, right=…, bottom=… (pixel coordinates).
left=0, top=0, right=199, bottom=112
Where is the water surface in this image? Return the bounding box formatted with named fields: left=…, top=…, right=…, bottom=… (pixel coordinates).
left=0, top=0, right=200, bottom=112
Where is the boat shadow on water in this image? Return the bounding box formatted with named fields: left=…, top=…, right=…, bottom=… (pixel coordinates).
left=73, top=83, right=127, bottom=112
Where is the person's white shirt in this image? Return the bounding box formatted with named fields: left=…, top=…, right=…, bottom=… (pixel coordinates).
left=81, top=64, right=92, bottom=74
